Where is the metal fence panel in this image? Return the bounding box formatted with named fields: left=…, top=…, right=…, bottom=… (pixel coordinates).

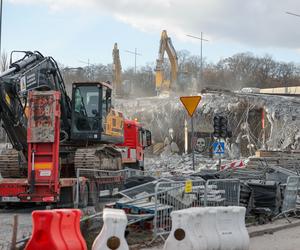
left=205, top=179, right=240, bottom=207
left=118, top=178, right=173, bottom=199
left=282, top=176, right=300, bottom=212
left=154, top=179, right=206, bottom=238
left=124, top=168, right=169, bottom=179
left=153, top=178, right=241, bottom=238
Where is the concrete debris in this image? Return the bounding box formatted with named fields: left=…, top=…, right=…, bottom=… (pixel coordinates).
left=144, top=153, right=234, bottom=175
left=115, top=90, right=300, bottom=157
left=170, top=141, right=180, bottom=153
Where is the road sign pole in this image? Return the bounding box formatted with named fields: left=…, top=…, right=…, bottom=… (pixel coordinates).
left=180, top=95, right=202, bottom=172
left=191, top=115, right=195, bottom=171
left=218, top=138, right=221, bottom=171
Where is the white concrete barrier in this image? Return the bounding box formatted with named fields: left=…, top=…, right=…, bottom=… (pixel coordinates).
left=194, top=207, right=220, bottom=250
left=92, top=208, right=129, bottom=250
left=164, top=206, right=249, bottom=250
left=163, top=208, right=203, bottom=250
left=216, top=207, right=249, bottom=250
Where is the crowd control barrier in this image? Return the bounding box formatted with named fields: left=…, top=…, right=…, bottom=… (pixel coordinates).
left=154, top=179, right=240, bottom=238
left=92, top=208, right=129, bottom=250
left=163, top=206, right=249, bottom=250
left=25, top=209, right=87, bottom=250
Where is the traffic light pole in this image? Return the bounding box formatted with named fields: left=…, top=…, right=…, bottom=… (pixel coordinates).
left=218, top=137, right=221, bottom=171
left=191, top=116, right=195, bottom=171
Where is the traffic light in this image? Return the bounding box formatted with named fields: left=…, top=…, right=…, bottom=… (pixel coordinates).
left=213, top=115, right=231, bottom=138
left=213, top=116, right=221, bottom=138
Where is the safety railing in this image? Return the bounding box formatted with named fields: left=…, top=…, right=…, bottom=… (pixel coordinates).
left=206, top=179, right=240, bottom=207
left=124, top=168, right=170, bottom=179
left=282, top=176, right=300, bottom=212
left=74, top=168, right=168, bottom=208
left=153, top=179, right=241, bottom=239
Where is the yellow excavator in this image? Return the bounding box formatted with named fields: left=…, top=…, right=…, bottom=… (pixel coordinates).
left=112, top=43, right=122, bottom=96
left=155, top=30, right=178, bottom=94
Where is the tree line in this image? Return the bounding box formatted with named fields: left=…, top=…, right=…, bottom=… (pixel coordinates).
left=1, top=50, right=300, bottom=96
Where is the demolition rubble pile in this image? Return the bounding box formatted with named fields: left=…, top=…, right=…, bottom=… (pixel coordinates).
left=116, top=90, right=300, bottom=177
left=116, top=90, right=300, bottom=154
left=144, top=153, right=221, bottom=175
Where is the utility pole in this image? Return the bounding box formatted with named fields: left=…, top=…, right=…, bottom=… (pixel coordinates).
left=79, top=59, right=93, bottom=80
left=186, top=33, right=209, bottom=90
left=125, top=48, right=141, bottom=74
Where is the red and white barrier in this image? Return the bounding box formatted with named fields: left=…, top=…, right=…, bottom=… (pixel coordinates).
left=25, top=209, right=87, bottom=250
left=221, top=160, right=245, bottom=171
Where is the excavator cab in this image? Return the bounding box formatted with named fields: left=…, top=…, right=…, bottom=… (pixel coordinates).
left=71, top=81, right=124, bottom=144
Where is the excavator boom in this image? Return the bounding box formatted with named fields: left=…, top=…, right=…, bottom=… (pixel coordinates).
left=112, top=43, right=122, bottom=96
left=155, top=30, right=178, bottom=93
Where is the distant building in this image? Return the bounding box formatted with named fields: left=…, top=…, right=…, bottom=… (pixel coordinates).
left=260, top=86, right=300, bottom=95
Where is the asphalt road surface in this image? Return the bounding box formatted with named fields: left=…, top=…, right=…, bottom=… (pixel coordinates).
left=141, top=225, right=300, bottom=250
left=250, top=225, right=300, bottom=250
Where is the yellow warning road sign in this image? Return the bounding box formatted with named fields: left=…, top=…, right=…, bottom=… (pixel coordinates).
left=180, top=96, right=202, bottom=117
left=185, top=179, right=193, bottom=193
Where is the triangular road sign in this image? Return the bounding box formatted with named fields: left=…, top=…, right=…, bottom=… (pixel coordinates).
left=180, top=96, right=202, bottom=117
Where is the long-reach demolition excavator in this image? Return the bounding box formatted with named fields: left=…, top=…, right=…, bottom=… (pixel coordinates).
left=155, top=30, right=178, bottom=94
left=0, top=51, right=151, bottom=207
left=112, top=43, right=122, bottom=97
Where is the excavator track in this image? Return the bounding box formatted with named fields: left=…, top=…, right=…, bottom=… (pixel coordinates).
left=0, top=149, right=25, bottom=178
left=74, top=146, right=122, bottom=177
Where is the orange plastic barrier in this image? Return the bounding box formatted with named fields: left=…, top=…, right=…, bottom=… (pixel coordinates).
left=25, top=209, right=87, bottom=250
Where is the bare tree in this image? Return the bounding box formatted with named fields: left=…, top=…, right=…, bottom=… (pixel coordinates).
left=0, top=51, right=8, bottom=72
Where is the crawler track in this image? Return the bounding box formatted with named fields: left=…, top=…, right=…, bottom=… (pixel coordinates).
left=0, top=149, right=26, bottom=178
left=74, top=146, right=122, bottom=177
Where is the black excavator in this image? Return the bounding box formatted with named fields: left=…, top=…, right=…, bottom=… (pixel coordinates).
left=0, top=51, right=128, bottom=179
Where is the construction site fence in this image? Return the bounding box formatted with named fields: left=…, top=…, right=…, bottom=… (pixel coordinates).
left=74, top=168, right=169, bottom=208
left=153, top=179, right=240, bottom=238
left=281, top=176, right=300, bottom=213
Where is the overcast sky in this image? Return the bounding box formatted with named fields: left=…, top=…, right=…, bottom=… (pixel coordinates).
left=4, top=0, right=300, bottom=68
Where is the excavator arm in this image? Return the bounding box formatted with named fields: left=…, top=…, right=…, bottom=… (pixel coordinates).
left=0, top=51, right=72, bottom=159
left=112, top=43, right=122, bottom=96
left=155, top=30, right=178, bottom=93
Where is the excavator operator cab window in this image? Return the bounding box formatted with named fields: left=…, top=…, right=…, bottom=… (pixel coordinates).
left=71, top=83, right=114, bottom=141
left=102, top=87, right=112, bottom=119
left=73, top=85, right=100, bottom=132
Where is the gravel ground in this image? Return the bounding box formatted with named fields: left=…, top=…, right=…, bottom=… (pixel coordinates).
left=0, top=209, right=32, bottom=249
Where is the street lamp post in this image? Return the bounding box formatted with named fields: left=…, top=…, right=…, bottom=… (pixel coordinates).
left=186, top=33, right=209, bottom=90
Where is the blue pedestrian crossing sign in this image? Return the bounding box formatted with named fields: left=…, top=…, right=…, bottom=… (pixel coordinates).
left=213, top=141, right=225, bottom=154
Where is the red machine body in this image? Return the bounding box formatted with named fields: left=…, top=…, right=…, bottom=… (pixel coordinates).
left=26, top=91, right=61, bottom=202
left=117, top=119, right=149, bottom=170
left=0, top=94, right=150, bottom=204
left=0, top=91, right=62, bottom=203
